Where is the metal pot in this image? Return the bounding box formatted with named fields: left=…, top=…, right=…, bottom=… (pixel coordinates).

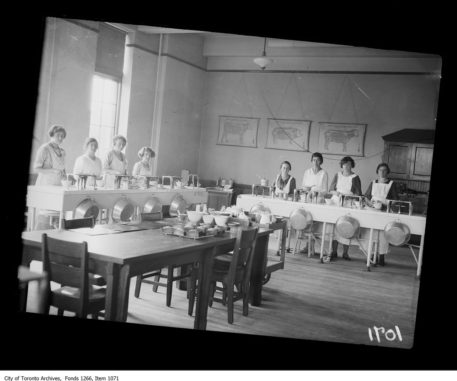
left=143, top=197, right=162, bottom=214
left=112, top=197, right=135, bottom=222
left=169, top=194, right=188, bottom=217
left=384, top=221, right=411, bottom=246
left=289, top=208, right=313, bottom=231
left=74, top=198, right=99, bottom=219
left=250, top=203, right=271, bottom=223
left=335, top=215, right=360, bottom=239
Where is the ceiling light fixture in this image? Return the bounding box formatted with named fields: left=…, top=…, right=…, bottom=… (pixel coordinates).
left=253, top=37, right=273, bottom=70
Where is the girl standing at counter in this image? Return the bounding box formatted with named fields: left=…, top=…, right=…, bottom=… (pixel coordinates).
left=360, top=163, right=399, bottom=265
left=327, top=156, right=362, bottom=261
left=33, top=125, right=67, bottom=186
left=73, top=137, right=103, bottom=187
left=103, top=135, right=128, bottom=188
left=132, top=146, right=155, bottom=177
left=33, top=125, right=67, bottom=229
left=274, top=161, right=296, bottom=197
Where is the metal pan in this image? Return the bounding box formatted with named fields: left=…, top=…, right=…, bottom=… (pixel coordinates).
left=112, top=197, right=135, bottom=222
left=143, top=197, right=162, bottom=214
left=384, top=221, right=411, bottom=246
left=289, top=208, right=313, bottom=231
left=335, top=215, right=360, bottom=239
left=169, top=194, right=188, bottom=217
left=74, top=198, right=99, bottom=219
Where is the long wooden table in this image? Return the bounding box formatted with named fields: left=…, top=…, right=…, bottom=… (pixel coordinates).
left=237, top=194, right=427, bottom=276
left=21, top=225, right=274, bottom=327
left=22, top=228, right=235, bottom=329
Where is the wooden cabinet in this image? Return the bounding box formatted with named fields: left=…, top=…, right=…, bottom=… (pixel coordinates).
left=384, top=141, right=434, bottom=181
left=382, top=129, right=434, bottom=182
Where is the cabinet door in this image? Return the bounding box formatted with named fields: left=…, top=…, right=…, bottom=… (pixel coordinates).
left=385, top=143, right=411, bottom=179
left=410, top=144, right=433, bottom=181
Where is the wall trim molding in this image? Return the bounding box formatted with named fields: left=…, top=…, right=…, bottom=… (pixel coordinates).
left=163, top=53, right=207, bottom=72
left=126, top=43, right=159, bottom=56
left=206, top=69, right=438, bottom=75
left=63, top=19, right=99, bottom=34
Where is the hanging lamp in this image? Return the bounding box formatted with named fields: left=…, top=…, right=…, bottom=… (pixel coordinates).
left=253, top=37, right=273, bottom=70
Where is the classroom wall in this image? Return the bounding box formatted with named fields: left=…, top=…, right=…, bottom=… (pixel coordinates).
left=197, top=72, right=440, bottom=191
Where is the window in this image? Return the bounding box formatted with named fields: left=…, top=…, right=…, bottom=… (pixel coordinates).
left=89, top=74, right=120, bottom=159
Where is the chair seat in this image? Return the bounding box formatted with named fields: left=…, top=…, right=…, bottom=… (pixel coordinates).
left=53, top=286, right=106, bottom=300
left=52, top=286, right=106, bottom=314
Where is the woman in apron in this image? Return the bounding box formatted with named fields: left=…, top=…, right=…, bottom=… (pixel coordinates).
left=132, top=146, right=155, bottom=177
left=300, top=152, right=329, bottom=254
left=33, top=125, right=67, bottom=229
left=73, top=137, right=103, bottom=188
left=103, top=134, right=128, bottom=188
left=274, top=161, right=296, bottom=197
left=327, top=156, right=362, bottom=261
left=360, top=163, right=399, bottom=265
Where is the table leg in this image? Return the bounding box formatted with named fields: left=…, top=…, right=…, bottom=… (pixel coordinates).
left=328, top=225, right=334, bottom=254
left=116, top=264, right=131, bottom=322
left=194, top=247, right=216, bottom=330
left=320, top=222, right=327, bottom=261
left=250, top=233, right=269, bottom=306
left=286, top=227, right=292, bottom=252
left=417, top=234, right=425, bottom=277
left=31, top=208, right=36, bottom=231
left=58, top=210, right=64, bottom=229
left=367, top=228, right=374, bottom=271
left=104, top=263, right=120, bottom=321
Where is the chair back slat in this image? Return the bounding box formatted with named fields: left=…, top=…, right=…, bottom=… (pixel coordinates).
left=62, top=217, right=95, bottom=230
left=228, top=227, right=258, bottom=277
left=41, top=234, right=90, bottom=317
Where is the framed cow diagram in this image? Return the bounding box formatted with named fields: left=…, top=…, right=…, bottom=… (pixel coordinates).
left=265, top=119, right=311, bottom=151
left=317, top=122, right=367, bottom=157
left=217, top=116, right=260, bottom=148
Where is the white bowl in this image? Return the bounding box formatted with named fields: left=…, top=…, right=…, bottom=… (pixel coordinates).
left=214, top=214, right=229, bottom=227
left=187, top=211, right=203, bottom=224
left=373, top=201, right=383, bottom=210
left=202, top=214, right=215, bottom=224
left=324, top=198, right=333, bottom=205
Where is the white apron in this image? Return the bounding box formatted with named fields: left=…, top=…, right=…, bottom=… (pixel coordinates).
left=333, top=172, right=358, bottom=245
left=275, top=174, right=293, bottom=196
left=104, top=151, right=128, bottom=188
left=35, top=143, right=66, bottom=186
left=359, top=180, right=393, bottom=255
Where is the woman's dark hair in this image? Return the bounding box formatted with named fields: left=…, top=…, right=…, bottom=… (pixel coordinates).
left=83, top=137, right=98, bottom=150
left=48, top=125, right=66, bottom=138
left=138, top=146, right=155, bottom=159
left=280, top=161, right=292, bottom=171
left=376, top=162, right=390, bottom=174
left=340, top=156, right=355, bottom=168
left=311, top=152, right=323, bottom=164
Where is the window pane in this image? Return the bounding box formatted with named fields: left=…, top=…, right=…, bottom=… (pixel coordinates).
left=92, top=76, right=104, bottom=102
left=103, top=78, right=118, bottom=104
left=90, top=101, right=102, bottom=126
left=101, top=104, right=116, bottom=127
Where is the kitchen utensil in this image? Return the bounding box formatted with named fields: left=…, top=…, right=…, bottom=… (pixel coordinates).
left=214, top=214, right=229, bottom=227
left=250, top=203, right=272, bottom=222
left=289, top=208, right=313, bottom=230
left=61, top=179, right=72, bottom=188
left=73, top=198, right=100, bottom=220
left=112, top=197, right=135, bottom=222
left=162, top=176, right=174, bottom=189
left=202, top=214, right=215, bottom=225
left=259, top=213, right=276, bottom=225
left=384, top=221, right=411, bottom=246
left=169, top=194, right=188, bottom=217
left=187, top=211, right=204, bottom=224
left=143, top=197, right=162, bottom=214
left=335, top=215, right=360, bottom=239
left=324, top=198, right=333, bottom=205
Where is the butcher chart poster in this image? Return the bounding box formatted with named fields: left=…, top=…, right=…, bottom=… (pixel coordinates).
left=217, top=116, right=260, bottom=148
left=317, top=122, right=367, bottom=157
left=265, top=119, right=311, bottom=152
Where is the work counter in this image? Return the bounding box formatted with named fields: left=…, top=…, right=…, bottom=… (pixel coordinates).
left=236, top=194, right=427, bottom=276
left=26, top=185, right=208, bottom=230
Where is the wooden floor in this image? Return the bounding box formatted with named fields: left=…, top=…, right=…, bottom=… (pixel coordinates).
left=25, top=237, right=420, bottom=349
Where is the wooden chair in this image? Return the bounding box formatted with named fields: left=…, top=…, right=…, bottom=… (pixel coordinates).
left=61, top=217, right=106, bottom=287
left=189, top=227, right=259, bottom=324
left=263, top=220, right=287, bottom=285
left=62, top=216, right=95, bottom=229
left=41, top=233, right=106, bottom=319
